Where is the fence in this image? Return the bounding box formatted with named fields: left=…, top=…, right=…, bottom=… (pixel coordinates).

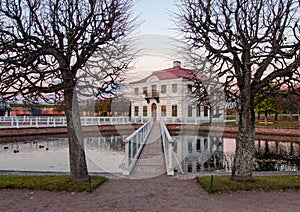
left=0, top=116, right=131, bottom=129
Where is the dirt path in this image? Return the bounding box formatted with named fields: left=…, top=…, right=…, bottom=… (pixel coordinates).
left=1, top=174, right=300, bottom=211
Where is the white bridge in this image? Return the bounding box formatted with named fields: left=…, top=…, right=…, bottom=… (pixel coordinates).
left=122, top=118, right=182, bottom=177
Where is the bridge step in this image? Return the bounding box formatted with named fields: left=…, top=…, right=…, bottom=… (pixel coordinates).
left=130, top=166, right=166, bottom=178
left=135, top=155, right=164, bottom=165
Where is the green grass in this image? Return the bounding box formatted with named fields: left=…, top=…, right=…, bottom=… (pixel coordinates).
left=0, top=175, right=107, bottom=192
left=256, top=121, right=299, bottom=127
left=197, top=175, right=300, bottom=193
left=222, top=121, right=299, bottom=127
left=224, top=121, right=237, bottom=126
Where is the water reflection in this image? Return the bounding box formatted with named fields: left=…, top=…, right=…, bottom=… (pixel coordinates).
left=1, top=134, right=299, bottom=174
left=0, top=136, right=125, bottom=173
left=255, top=140, right=300, bottom=171
left=173, top=135, right=300, bottom=173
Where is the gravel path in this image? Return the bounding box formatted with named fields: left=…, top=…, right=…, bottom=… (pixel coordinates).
left=1, top=124, right=299, bottom=211
left=1, top=174, right=300, bottom=211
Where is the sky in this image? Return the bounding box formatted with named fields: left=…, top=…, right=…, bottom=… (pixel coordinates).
left=133, top=0, right=178, bottom=36
left=128, top=0, right=185, bottom=82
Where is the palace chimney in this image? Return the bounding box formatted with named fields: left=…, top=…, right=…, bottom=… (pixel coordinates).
left=173, top=61, right=181, bottom=68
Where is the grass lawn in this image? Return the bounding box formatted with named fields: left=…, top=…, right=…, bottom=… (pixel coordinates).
left=256, top=121, right=299, bottom=127
left=0, top=175, right=107, bottom=192
left=197, top=175, right=300, bottom=193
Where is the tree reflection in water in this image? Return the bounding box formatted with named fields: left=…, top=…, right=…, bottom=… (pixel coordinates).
left=172, top=135, right=300, bottom=173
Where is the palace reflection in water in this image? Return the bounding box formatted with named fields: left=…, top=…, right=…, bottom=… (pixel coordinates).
left=0, top=134, right=299, bottom=174
left=172, top=135, right=300, bottom=173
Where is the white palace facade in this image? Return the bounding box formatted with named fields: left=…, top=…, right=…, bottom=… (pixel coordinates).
left=130, top=61, right=224, bottom=123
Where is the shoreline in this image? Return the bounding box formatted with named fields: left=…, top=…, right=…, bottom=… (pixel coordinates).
left=0, top=123, right=299, bottom=143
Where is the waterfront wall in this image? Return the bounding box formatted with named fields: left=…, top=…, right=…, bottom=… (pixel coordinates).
left=0, top=124, right=142, bottom=139
left=0, top=123, right=299, bottom=143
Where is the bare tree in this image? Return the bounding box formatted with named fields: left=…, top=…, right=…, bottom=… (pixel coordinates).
left=183, top=47, right=226, bottom=123
left=0, top=0, right=136, bottom=181
left=284, top=91, right=300, bottom=124
left=175, top=0, right=300, bottom=181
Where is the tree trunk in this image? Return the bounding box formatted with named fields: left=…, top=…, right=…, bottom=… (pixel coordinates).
left=209, top=106, right=213, bottom=123
left=264, top=112, right=268, bottom=126
left=231, top=97, right=255, bottom=181
left=289, top=111, right=293, bottom=122
left=275, top=113, right=278, bottom=122
left=64, top=87, right=89, bottom=181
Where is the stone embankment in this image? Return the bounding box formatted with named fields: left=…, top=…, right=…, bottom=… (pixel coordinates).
left=0, top=123, right=299, bottom=143
left=167, top=124, right=300, bottom=142
left=0, top=124, right=142, bottom=143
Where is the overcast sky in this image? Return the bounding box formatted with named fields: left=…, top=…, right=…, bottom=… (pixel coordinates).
left=133, top=0, right=178, bottom=36
left=128, top=0, right=184, bottom=81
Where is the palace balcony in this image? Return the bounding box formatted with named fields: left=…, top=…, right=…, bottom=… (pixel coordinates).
left=144, top=91, right=160, bottom=103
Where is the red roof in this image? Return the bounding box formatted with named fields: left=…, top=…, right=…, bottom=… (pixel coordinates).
left=131, top=67, right=202, bottom=84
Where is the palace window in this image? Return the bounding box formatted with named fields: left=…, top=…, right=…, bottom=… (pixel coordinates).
left=143, top=106, right=147, bottom=116
left=196, top=138, right=201, bottom=152
left=161, top=85, right=166, bottom=94
left=134, top=88, right=139, bottom=95
left=161, top=105, right=166, bottom=117
left=204, top=138, right=208, bottom=149
left=134, top=106, right=139, bottom=116
left=151, top=85, right=157, bottom=97
left=187, top=84, right=193, bottom=92
left=187, top=105, right=192, bottom=117
left=196, top=162, right=201, bottom=172
left=172, top=105, right=177, bottom=117
left=188, top=141, right=193, bottom=153
left=187, top=163, right=193, bottom=173
left=204, top=105, right=209, bottom=117
left=196, top=105, right=201, bottom=117
left=143, top=87, right=147, bottom=95
left=172, top=84, right=177, bottom=93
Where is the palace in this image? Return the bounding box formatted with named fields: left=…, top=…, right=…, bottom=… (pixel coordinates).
left=130, top=61, right=223, bottom=123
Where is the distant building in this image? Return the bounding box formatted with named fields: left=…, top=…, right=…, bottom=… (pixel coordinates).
left=130, top=61, right=223, bottom=123
left=9, top=104, right=64, bottom=116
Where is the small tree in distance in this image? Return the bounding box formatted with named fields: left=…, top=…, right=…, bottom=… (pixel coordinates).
left=175, top=0, right=300, bottom=181
left=0, top=0, right=137, bottom=181
left=254, top=95, right=282, bottom=125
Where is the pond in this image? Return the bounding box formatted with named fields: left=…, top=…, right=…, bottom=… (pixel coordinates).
left=0, top=136, right=125, bottom=173
left=173, top=135, right=300, bottom=173
left=0, top=134, right=299, bottom=174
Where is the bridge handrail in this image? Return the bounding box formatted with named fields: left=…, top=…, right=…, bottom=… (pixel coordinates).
left=122, top=118, right=153, bottom=175
left=0, top=116, right=131, bottom=128
left=160, top=120, right=175, bottom=175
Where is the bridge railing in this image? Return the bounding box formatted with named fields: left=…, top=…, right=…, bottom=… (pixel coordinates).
left=160, top=116, right=225, bottom=124
left=122, top=118, right=153, bottom=175
left=160, top=120, right=184, bottom=175
left=0, top=116, right=131, bottom=128
left=160, top=120, right=175, bottom=175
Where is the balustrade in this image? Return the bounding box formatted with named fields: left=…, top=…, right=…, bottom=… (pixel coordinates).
left=0, top=116, right=131, bottom=128
left=123, top=118, right=153, bottom=175
left=160, top=120, right=184, bottom=175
